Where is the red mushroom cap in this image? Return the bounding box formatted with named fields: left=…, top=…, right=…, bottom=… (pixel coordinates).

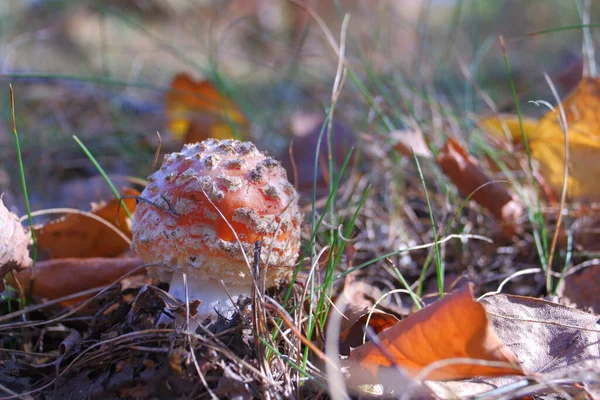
left=132, top=139, right=301, bottom=285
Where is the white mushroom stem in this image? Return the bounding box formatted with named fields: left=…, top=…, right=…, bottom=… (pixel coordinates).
left=168, top=272, right=253, bottom=324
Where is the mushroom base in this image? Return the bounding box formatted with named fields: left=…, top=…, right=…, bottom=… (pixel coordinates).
left=167, top=272, right=252, bottom=326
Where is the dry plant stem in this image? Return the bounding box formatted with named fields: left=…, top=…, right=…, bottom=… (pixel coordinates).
left=414, top=358, right=525, bottom=382
left=581, top=0, right=597, bottom=78
left=479, top=264, right=595, bottom=303
left=8, top=269, right=26, bottom=315
left=288, top=140, right=300, bottom=191
left=124, top=175, right=147, bottom=187
left=0, top=286, right=106, bottom=323
left=0, top=382, right=32, bottom=400
left=263, top=303, right=336, bottom=369
left=484, top=310, right=600, bottom=334
left=288, top=0, right=345, bottom=61
left=538, top=73, right=568, bottom=293
left=477, top=268, right=542, bottom=301
left=7, top=327, right=273, bottom=400
left=186, top=317, right=218, bottom=400
left=251, top=242, right=276, bottom=391
left=326, top=13, right=349, bottom=182
left=324, top=284, right=351, bottom=400
left=297, top=246, right=330, bottom=327
left=152, top=131, right=162, bottom=172
left=362, top=288, right=424, bottom=344
left=339, top=233, right=492, bottom=279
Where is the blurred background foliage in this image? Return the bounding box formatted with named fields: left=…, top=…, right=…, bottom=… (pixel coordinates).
left=0, top=0, right=597, bottom=211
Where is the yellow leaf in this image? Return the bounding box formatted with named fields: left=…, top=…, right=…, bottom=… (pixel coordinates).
left=165, top=73, right=248, bottom=143
left=531, top=77, right=600, bottom=200
left=479, top=114, right=538, bottom=143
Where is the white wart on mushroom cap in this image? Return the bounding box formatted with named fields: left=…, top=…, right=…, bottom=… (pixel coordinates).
left=132, top=139, right=302, bottom=289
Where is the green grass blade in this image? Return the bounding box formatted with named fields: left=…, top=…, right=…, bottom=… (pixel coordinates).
left=411, top=149, right=444, bottom=295
left=72, top=135, right=132, bottom=218
left=9, top=85, right=37, bottom=267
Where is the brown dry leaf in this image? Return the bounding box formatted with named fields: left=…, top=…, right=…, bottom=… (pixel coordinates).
left=482, top=294, right=600, bottom=375
left=557, top=264, right=600, bottom=314
left=437, top=138, right=523, bottom=232
left=389, top=129, right=433, bottom=158
left=428, top=294, right=600, bottom=398
left=165, top=73, right=248, bottom=144
left=8, top=257, right=145, bottom=301
left=34, top=188, right=139, bottom=259
left=350, top=285, right=524, bottom=381
left=532, top=77, right=600, bottom=200
left=337, top=276, right=399, bottom=355
left=0, top=195, right=33, bottom=291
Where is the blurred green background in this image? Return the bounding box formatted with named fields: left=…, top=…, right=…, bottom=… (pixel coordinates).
left=0, top=0, right=596, bottom=211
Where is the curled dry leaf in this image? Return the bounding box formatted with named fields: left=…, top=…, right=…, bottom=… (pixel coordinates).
left=337, top=275, right=399, bottom=355
left=165, top=73, right=248, bottom=144
left=34, top=188, right=139, bottom=259
left=437, top=138, right=523, bottom=233
left=349, top=284, right=524, bottom=381
left=8, top=257, right=145, bottom=302
left=0, top=195, right=32, bottom=291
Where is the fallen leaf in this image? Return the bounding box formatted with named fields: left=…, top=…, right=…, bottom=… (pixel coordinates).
left=478, top=114, right=538, bottom=144
left=479, top=78, right=600, bottom=201
left=165, top=73, right=248, bottom=144
left=532, top=77, right=600, bottom=200
left=557, top=264, right=600, bottom=314
left=8, top=257, right=145, bottom=301
left=428, top=293, right=600, bottom=398
left=350, top=285, right=524, bottom=380
left=389, top=129, right=432, bottom=158
left=34, top=188, right=139, bottom=259
left=337, top=275, right=399, bottom=355
left=0, top=194, right=32, bottom=291
left=437, top=138, right=523, bottom=233
left=482, top=294, right=600, bottom=375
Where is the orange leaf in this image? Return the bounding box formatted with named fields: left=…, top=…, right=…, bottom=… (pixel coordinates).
left=165, top=73, right=248, bottom=143
left=350, top=285, right=524, bottom=380
left=336, top=274, right=400, bottom=355
left=339, top=306, right=399, bottom=355
left=9, top=257, right=145, bottom=302
left=34, top=188, right=139, bottom=259
left=437, top=138, right=523, bottom=233
left=531, top=77, right=600, bottom=200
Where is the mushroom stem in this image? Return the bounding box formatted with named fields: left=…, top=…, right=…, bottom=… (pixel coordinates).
left=168, top=272, right=252, bottom=323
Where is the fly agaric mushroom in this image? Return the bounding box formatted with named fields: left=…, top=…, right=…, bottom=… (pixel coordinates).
left=132, top=139, right=301, bottom=323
